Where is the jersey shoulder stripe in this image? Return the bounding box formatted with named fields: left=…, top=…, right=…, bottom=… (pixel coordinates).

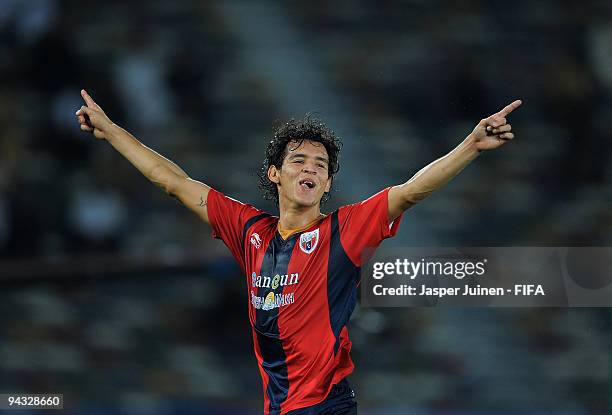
left=242, top=213, right=271, bottom=245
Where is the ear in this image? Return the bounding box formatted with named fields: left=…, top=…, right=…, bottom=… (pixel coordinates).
left=268, top=165, right=281, bottom=184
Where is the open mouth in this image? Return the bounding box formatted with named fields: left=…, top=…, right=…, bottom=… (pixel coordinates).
left=299, top=179, right=316, bottom=190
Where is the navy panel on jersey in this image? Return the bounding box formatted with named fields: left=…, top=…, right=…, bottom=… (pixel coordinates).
left=256, top=233, right=298, bottom=414
left=327, top=211, right=360, bottom=354
left=256, top=330, right=289, bottom=415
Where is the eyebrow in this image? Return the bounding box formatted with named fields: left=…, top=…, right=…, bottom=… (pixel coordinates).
left=288, top=153, right=329, bottom=163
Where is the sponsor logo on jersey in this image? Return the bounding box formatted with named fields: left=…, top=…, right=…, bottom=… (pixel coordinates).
left=299, top=228, right=319, bottom=254
left=251, top=290, right=295, bottom=310
left=250, top=232, right=262, bottom=249
left=251, top=272, right=299, bottom=288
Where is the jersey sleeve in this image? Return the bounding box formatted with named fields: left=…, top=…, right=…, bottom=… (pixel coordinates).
left=207, top=188, right=266, bottom=271
left=338, top=187, right=403, bottom=267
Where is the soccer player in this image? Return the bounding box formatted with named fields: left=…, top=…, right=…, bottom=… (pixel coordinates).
left=75, top=89, right=520, bottom=414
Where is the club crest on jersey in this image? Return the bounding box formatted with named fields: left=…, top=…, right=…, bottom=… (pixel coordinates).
left=250, top=232, right=262, bottom=249
left=299, top=229, right=319, bottom=254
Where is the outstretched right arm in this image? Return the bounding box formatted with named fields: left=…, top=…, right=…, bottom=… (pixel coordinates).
left=75, top=89, right=211, bottom=224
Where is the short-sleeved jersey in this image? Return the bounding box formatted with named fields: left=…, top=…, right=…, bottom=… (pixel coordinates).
left=207, top=188, right=402, bottom=415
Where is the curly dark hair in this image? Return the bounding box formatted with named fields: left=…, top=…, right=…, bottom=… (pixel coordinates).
left=259, top=115, right=342, bottom=206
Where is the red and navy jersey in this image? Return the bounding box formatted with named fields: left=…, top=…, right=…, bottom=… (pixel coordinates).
left=207, top=188, right=402, bottom=415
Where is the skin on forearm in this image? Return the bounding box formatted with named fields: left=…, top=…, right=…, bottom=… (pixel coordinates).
left=76, top=89, right=211, bottom=224
left=105, top=124, right=188, bottom=193
left=387, top=100, right=522, bottom=221
left=389, top=134, right=480, bottom=216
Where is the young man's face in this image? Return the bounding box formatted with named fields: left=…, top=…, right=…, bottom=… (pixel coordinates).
left=268, top=140, right=332, bottom=209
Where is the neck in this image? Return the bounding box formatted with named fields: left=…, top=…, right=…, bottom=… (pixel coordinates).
left=278, top=199, right=323, bottom=230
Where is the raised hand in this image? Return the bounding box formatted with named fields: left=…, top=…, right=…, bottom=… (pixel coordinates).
left=75, top=89, right=114, bottom=140
left=471, top=99, right=522, bottom=151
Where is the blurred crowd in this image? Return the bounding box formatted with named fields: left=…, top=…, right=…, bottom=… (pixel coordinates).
left=1, top=0, right=610, bottom=413
left=1, top=0, right=611, bottom=259
left=1, top=273, right=609, bottom=414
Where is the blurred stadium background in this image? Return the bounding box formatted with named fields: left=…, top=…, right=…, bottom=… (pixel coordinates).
left=1, top=0, right=611, bottom=413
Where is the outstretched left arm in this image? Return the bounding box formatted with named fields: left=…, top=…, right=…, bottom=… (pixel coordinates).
left=388, top=99, right=522, bottom=222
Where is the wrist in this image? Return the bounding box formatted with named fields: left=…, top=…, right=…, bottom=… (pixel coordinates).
left=105, top=123, right=123, bottom=142
left=464, top=134, right=482, bottom=156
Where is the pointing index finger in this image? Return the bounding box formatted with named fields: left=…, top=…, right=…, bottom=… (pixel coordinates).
left=497, top=99, right=522, bottom=117
left=81, top=89, right=99, bottom=109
